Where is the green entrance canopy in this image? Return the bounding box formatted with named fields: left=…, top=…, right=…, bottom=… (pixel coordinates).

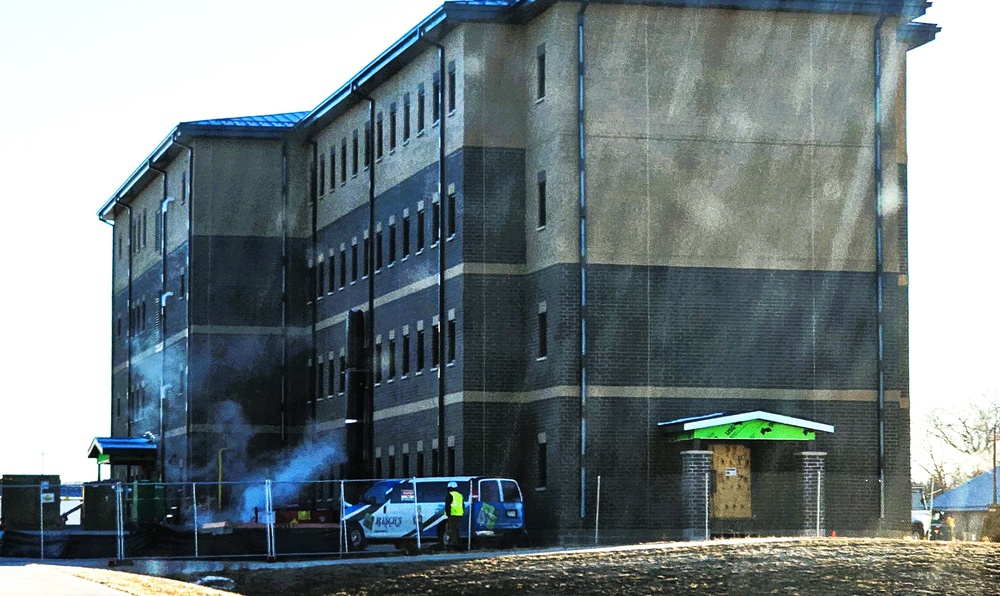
left=658, top=410, right=834, bottom=442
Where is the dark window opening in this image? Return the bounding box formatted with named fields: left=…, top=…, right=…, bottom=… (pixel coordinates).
left=402, top=453, right=410, bottom=477
left=340, top=248, right=347, bottom=288
left=316, top=361, right=324, bottom=399
left=388, top=223, right=397, bottom=264
left=351, top=243, right=358, bottom=281
left=364, top=122, right=372, bottom=168
left=447, top=317, right=456, bottom=363
left=388, top=337, right=396, bottom=379
left=402, top=332, right=410, bottom=376
left=316, top=262, right=325, bottom=299
left=389, top=104, right=397, bottom=151
left=417, top=208, right=425, bottom=251
left=538, top=171, right=547, bottom=228
left=447, top=191, right=456, bottom=237
left=417, top=451, right=425, bottom=477
left=403, top=93, right=411, bottom=141
left=340, top=139, right=347, bottom=183
left=363, top=236, right=370, bottom=277
left=328, top=357, right=336, bottom=396
left=329, top=258, right=335, bottom=293
left=338, top=355, right=346, bottom=393
left=447, top=61, right=457, bottom=113
left=376, top=113, right=384, bottom=160
left=417, top=83, right=426, bottom=132
left=432, top=322, right=440, bottom=368
left=432, top=73, right=441, bottom=124
left=417, top=328, right=425, bottom=371
left=375, top=457, right=382, bottom=479
left=388, top=455, right=396, bottom=478
left=538, top=310, right=548, bottom=358
left=330, top=146, right=337, bottom=188
left=352, top=130, right=359, bottom=176
left=319, top=155, right=326, bottom=195
left=375, top=231, right=383, bottom=271
left=448, top=446, right=456, bottom=476
left=432, top=448, right=439, bottom=476
left=432, top=201, right=440, bottom=245
left=537, top=44, right=546, bottom=99
left=402, top=215, right=410, bottom=257
left=538, top=442, right=547, bottom=488
left=375, top=340, right=382, bottom=384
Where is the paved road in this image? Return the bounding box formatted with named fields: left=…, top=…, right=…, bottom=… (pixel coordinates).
left=0, top=564, right=130, bottom=595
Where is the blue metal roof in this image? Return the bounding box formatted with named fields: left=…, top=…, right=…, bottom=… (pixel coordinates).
left=934, top=469, right=1000, bottom=512
left=182, top=111, right=307, bottom=129
left=88, top=436, right=157, bottom=460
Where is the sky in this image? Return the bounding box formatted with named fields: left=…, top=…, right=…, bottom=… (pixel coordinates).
left=0, top=0, right=991, bottom=484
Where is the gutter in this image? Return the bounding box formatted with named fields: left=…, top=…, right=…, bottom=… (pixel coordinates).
left=113, top=197, right=134, bottom=445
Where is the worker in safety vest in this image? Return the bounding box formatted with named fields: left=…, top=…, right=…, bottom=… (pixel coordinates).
left=444, top=481, right=464, bottom=550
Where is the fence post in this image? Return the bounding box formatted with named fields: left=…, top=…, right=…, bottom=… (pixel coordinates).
left=816, top=467, right=822, bottom=537
left=413, top=478, right=422, bottom=552
left=704, top=472, right=710, bottom=541
left=192, top=482, right=199, bottom=558
left=265, top=479, right=276, bottom=561
left=115, top=482, right=125, bottom=561
left=339, top=481, right=346, bottom=555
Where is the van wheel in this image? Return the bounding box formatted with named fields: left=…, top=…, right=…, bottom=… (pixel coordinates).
left=347, top=521, right=367, bottom=551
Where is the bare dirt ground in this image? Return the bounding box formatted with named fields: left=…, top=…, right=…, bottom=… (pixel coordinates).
left=66, top=538, right=1000, bottom=595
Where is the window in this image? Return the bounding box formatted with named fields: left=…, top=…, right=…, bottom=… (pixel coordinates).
left=179, top=273, right=185, bottom=297
left=403, top=93, right=411, bottom=142
left=351, top=241, right=358, bottom=282
left=330, top=146, right=337, bottom=188
left=432, top=200, right=440, bottom=245
left=340, top=138, right=347, bottom=184
left=538, top=303, right=548, bottom=359
left=432, top=320, right=440, bottom=368
left=388, top=336, right=396, bottom=379
left=328, top=355, right=336, bottom=396
left=338, top=353, right=346, bottom=393
left=155, top=210, right=162, bottom=253
left=340, top=247, right=347, bottom=288
left=417, top=83, right=426, bottom=132
left=388, top=221, right=397, bottom=264
left=375, top=229, right=383, bottom=271
left=447, top=314, right=456, bottom=364
left=316, top=360, right=324, bottom=399
left=319, top=154, right=326, bottom=195
left=376, top=112, right=384, bottom=160
left=375, top=457, right=382, bottom=479
left=416, top=206, right=426, bottom=251
left=308, top=262, right=315, bottom=303
left=389, top=103, right=397, bottom=151
left=536, top=43, right=546, bottom=99
left=328, top=258, right=335, bottom=294
left=402, top=330, right=410, bottom=376
left=364, top=121, right=372, bottom=168
left=537, top=171, right=547, bottom=228
left=417, top=451, right=425, bottom=477
left=447, top=191, right=456, bottom=238
left=375, top=338, right=383, bottom=384
left=538, top=440, right=547, bottom=488
left=403, top=452, right=410, bottom=477
left=389, top=454, right=396, bottom=477
left=352, top=130, right=359, bottom=176
left=448, top=446, right=455, bottom=476
left=447, top=61, right=457, bottom=113
left=316, top=260, right=325, bottom=299
left=416, top=326, right=425, bottom=371
left=363, top=235, right=370, bottom=277
left=402, top=213, right=410, bottom=258
left=432, top=447, right=440, bottom=476
left=432, top=72, right=441, bottom=124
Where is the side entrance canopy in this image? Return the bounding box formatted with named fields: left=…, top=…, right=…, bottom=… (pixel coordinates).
left=87, top=436, right=158, bottom=466
left=658, top=410, right=835, bottom=441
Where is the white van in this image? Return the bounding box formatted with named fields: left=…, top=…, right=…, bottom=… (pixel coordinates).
left=341, top=476, right=525, bottom=551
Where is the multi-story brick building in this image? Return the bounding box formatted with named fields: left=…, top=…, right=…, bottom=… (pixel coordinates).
left=97, top=0, right=938, bottom=542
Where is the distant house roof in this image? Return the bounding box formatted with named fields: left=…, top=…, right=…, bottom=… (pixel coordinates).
left=934, top=469, right=1000, bottom=512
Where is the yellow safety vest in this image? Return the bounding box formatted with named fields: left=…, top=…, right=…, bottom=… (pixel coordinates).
left=448, top=490, right=464, bottom=517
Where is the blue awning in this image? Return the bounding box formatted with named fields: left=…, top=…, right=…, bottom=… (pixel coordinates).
left=87, top=436, right=157, bottom=465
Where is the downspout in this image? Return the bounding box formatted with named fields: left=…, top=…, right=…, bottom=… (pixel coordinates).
left=148, top=159, right=172, bottom=484
left=416, top=23, right=448, bottom=476
left=577, top=0, right=590, bottom=520
left=100, top=215, right=114, bottom=482
left=873, top=15, right=887, bottom=520
left=280, top=143, right=289, bottom=444
left=352, top=84, right=377, bottom=478
left=172, top=137, right=194, bottom=483
left=112, top=197, right=133, bottom=446
left=309, top=140, right=318, bottom=422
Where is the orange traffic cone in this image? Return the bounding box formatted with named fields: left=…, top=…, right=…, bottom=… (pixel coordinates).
left=830, top=530, right=837, bottom=538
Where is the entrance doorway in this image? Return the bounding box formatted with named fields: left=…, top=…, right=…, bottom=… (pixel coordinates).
left=710, top=443, right=751, bottom=519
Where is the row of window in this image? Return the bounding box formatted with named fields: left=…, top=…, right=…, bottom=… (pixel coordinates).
left=312, top=313, right=457, bottom=400
left=116, top=275, right=185, bottom=340
left=315, top=63, right=458, bottom=198
left=309, top=192, right=456, bottom=300
left=374, top=445, right=456, bottom=479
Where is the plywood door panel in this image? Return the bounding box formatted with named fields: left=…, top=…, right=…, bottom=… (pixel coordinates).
left=710, top=444, right=751, bottom=519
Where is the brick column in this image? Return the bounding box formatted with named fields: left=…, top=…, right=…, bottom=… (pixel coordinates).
left=681, top=450, right=713, bottom=541
left=798, top=451, right=827, bottom=537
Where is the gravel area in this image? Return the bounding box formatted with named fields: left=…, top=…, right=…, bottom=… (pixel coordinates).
left=159, top=538, right=1000, bottom=595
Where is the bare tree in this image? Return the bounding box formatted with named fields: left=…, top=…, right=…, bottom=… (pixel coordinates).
left=928, top=393, right=1000, bottom=470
